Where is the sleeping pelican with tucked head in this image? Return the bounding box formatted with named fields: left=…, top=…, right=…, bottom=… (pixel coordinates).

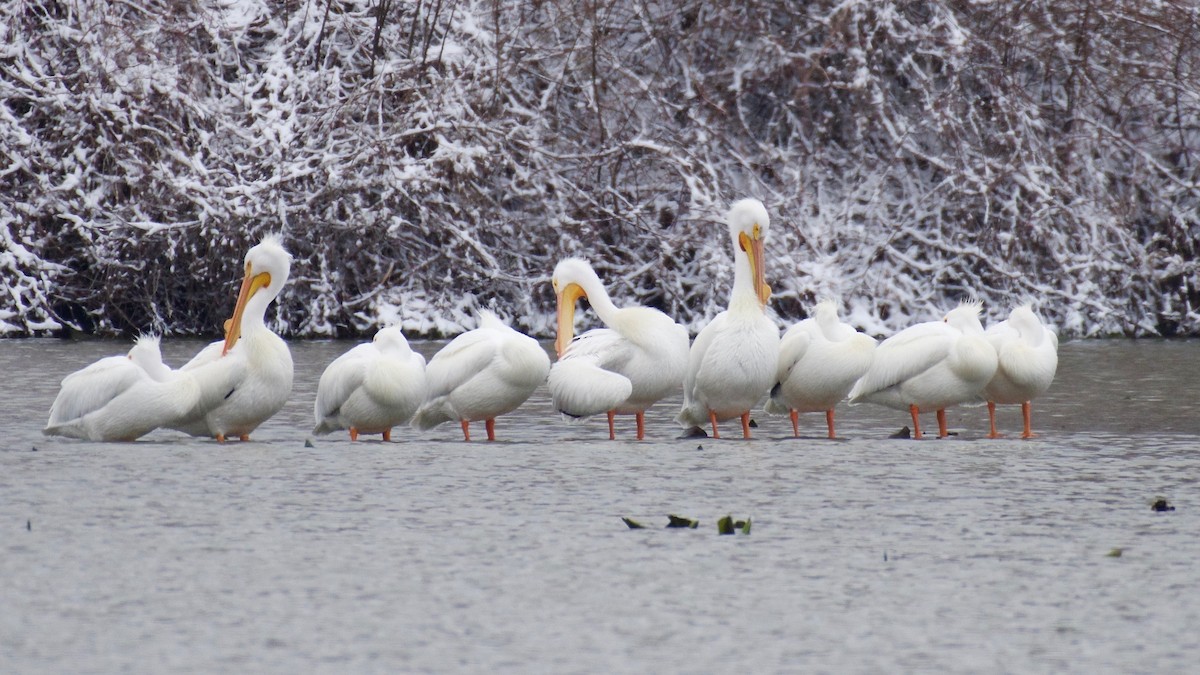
left=411, top=311, right=550, bottom=441
left=848, top=301, right=998, bottom=439
left=172, top=235, right=294, bottom=442
left=313, top=326, right=428, bottom=441
left=984, top=304, right=1058, bottom=438
left=43, top=335, right=200, bottom=442
left=548, top=258, right=690, bottom=440
left=676, top=199, right=780, bottom=439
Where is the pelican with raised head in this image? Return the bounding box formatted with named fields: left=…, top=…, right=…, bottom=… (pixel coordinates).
left=313, top=326, right=428, bottom=441
left=676, top=199, right=780, bottom=439
left=548, top=258, right=690, bottom=440
left=766, top=300, right=876, bottom=439
left=411, top=311, right=550, bottom=441
left=984, top=304, right=1058, bottom=438
left=848, top=301, right=998, bottom=439
left=173, top=235, right=294, bottom=442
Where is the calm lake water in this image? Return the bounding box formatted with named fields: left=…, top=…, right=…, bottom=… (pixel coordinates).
left=2, top=338, right=1198, bottom=673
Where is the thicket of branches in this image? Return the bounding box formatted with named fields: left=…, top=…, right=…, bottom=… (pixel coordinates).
left=2, top=0, right=1198, bottom=338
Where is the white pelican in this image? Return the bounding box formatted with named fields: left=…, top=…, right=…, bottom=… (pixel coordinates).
left=313, top=326, right=428, bottom=441
left=676, top=199, right=780, bottom=439
left=548, top=258, right=690, bottom=440
left=171, top=235, right=294, bottom=442
left=411, top=310, right=550, bottom=441
left=43, top=335, right=200, bottom=442
left=765, top=300, right=876, bottom=438
left=984, top=304, right=1058, bottom=438
left=848, top=301, right=998, bottom=439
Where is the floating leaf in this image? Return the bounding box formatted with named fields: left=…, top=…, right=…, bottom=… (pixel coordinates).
left=717, top=515, right=735, bottom=535
left=741, top=517, right=751, bottom=535
left=621, top=517, right=646, bottom=530
left=666, top=514, right=698, bottom=529
left=1151, top=497, right=1175, bottom=512
left=1106, top=548, right=1123, bottom=557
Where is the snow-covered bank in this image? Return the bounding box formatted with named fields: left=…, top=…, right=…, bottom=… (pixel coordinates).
left=2, top=0, right=1197, bottom=338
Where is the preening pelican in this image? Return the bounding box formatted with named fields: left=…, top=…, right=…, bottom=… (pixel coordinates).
left=848, top=301, right=998, bottom=439
left=676, top=199, right=780, bottom=439
left=171, top=235, right=294, bottom=442
left=313, top=326, right=428, bottom=441
left=984, top=304, right=1058, bottom=438
left=548, top=258, right=690, bottom=440
left=411, top=311, right=550, bottom=441
left=766, top=300, right=876, bottom=439
left=43, top=335, right=199, bottom=442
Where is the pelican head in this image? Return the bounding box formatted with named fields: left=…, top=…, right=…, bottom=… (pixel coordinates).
left=727, top=199, right=772, bottom=307
left=551, top=257, right=603, bottom=357
left=223, top=235, right=292, bottom=355
left=373, top=325, right=412, bottom=354
left=943, top=300, right=984, bottom=333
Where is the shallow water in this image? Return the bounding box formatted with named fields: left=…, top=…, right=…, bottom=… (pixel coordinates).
left=2, top=338, right=1198, bottom=673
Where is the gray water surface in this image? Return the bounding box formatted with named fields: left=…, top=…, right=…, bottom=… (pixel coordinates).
left=2, top=338, right=1198, bottom=673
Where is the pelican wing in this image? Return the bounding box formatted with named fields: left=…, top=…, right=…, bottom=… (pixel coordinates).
left=424, top=329, right=499, bottom=399
left=47, top=357, right=145, bottom=426
left=313, top=344, right=372, bottom=429
left=682, top=311, right=728, bottom=404
left=775, top=321, right=815, bottom=384
left=562, top=327, right=636, bottom=373
left=548, top=356, right=633, bottom=418
left=849, top=322, right=952, bottom=400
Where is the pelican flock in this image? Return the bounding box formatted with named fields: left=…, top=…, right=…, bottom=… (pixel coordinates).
left=676, top=198, right=780, bottom=439
left=42, top=202, right=1061, bottom=443
left=548, top=257, right=690, bottom=440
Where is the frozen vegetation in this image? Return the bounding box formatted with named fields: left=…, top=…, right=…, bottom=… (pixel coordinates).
left=2, top=0, right=1198, bottom=338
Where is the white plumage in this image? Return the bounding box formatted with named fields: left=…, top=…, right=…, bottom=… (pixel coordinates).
left=412, top=311, right=550, bottom=441
left=313, top=326, right=428, bottom=441
left=171, top=235, right=294, bottom=442
left=44, top=335, right=200, bottom=442
left=766, top=300, right=876, bottom=438
left=548, top=258, right=690, bottom=440
left=677, top=199, right=780, bottom=439
left=848, top=301, right=998, bottom=439
left=984, top=304, right=1058, bottom=438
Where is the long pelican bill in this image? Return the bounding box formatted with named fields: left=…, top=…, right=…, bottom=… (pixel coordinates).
left=739, top=228, right=771, bottom=307
left=555, top=282, right=587, bottom=357
left=223, top=267, right=272, bottom=355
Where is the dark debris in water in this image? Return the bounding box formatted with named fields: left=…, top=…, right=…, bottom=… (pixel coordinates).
left=678, top=426, right=708, bottom=439
left=1151, top=497, right=1175, bottom=512
left=666, top=514, right=699, bottom=529
left=889, top=427, right=911, bottom=439
left=748, top=419, right=758, bottom=428
left=304, top=438, right=315, bottom=448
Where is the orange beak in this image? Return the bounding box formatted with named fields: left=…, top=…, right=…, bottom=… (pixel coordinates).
left=739, top=229, right=771, bottom=307
left=222, top=264, right=272, bottom=356
left=555, top=282, right=587, bottom=357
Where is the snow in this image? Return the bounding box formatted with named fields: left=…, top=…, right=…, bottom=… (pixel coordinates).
left=1, top=0, right=1197, bottom=339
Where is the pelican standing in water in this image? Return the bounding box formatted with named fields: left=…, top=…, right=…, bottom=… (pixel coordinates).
left=766, top=300, right=876, bottom=439
left=676, top=199, right=779, bottom=439
left=411, top=310, right=550, bottom=441
left=44, top=335, right=199, bottom=442
left=172, top=235, right=294, bottom=442
left=548, top=258, right=690, bottom=440
left=848, top=301, right=998, bottom=439
left=984, top=304, right=1058, bottom=438
left=313, top=326, right=428, bottom=441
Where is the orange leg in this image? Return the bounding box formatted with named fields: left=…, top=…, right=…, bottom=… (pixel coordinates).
left=460, top=419, right=471, bottom=442
left=1021, top=401, right=1036, bottom=439
left=350, top=427, right=360, bottom=442
left=740, top=412, right=752, bottom=439
left=909, top=404, right=923, bottom=439
left=382, top=428, right=392, bottom=442
left=239, top=434, right=250, bottom=442
left=709, top=411, right=721, bottom=439
left=987, top=401, right=1002, bottom=439
left=216, top=433, right=227, bottom=443
left=789, top=410, right=800, bottom=438
left=826, top=409, right=837, bottom=440
left=485, top=418, right=496, bottom=441
left=607, top=411, right=616, bottom=440
left=936, top=409, right=949, bottom=438
left=635, top=411, right=646, bottom=441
